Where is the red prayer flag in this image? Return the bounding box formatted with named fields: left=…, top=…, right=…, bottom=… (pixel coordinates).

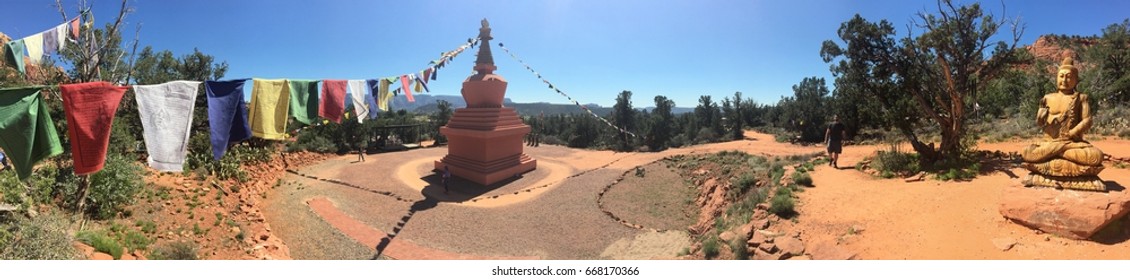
left=399, top=75, right=415, bottom=102
left=319, top=80, right=347, bottom=123
left=69, top=18, right=80, bottom=39
left=60, top=82, right=128, bottom=175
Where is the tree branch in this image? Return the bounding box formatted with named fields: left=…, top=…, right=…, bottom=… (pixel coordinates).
left=124, top=24, right=141, bottom=85
left=54, top=0, right=69, bottom=23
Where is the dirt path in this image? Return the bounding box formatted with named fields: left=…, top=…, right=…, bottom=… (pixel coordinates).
left=263, top=131, right=1130, bottom=259
left=796, top=139, right=1130, bottom=259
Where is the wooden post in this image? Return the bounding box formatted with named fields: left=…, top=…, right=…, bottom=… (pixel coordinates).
left=75, top=175, right=90, bottom=216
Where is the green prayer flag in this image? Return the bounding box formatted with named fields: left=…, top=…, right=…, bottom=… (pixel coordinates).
left=287, top=80, right=320, bottom=125
left=5, top=40, right=27, bottom=75
left=0, top=86, right=63, bottom=180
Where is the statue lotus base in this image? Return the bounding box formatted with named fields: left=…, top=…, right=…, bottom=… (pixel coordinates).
left=1022, top=173, right=1106, bottom=192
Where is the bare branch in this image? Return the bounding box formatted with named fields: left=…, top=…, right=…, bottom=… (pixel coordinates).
left=54, top=0, right=69, bottom=23
left=124, top=24, right=141, bottom=85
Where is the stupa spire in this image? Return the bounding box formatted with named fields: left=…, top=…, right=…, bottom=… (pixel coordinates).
left=475, top=18, right=495, bottom=73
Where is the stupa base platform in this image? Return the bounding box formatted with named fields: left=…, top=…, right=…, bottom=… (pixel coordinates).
left=435, top=154, right=537, bottom=186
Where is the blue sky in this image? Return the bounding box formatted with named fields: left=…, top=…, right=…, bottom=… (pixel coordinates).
left=3, top=0, right=1128, bottom=108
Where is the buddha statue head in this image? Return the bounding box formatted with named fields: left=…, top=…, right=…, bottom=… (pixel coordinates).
left=1057, top=57, right=1079, bottom=93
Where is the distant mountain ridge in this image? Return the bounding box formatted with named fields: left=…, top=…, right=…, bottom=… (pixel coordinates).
left=400, top=94, right=692, bottom=116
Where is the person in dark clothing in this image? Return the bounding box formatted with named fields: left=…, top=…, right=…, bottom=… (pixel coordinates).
left=824, top=115, right=846, bottom=168
left=442, top=166, right=452, bottom=194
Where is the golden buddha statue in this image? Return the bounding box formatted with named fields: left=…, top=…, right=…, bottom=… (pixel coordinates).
left=1020, top=57, right=1105, bottom=191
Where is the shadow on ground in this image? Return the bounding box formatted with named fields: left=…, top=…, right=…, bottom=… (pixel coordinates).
left=417, top=173, right=526, bottom=203
left=372, top=197, right=439, bottom=259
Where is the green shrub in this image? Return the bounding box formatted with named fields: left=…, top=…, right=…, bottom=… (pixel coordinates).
left=702, top=235, right=720, bottom=259
left=792, top=171, right=813, bottom=187
left=728, top=173, right=758, bottom=199
left=286, top=133, right=336, bottom=153
left=775, top=185, right=793, bottom=196
left=0, top=162, right=75, bottom=210
left=85, top=154, right=144, bottom=220
left=136, top=220, right=157, bottom=234
left=769, top=194, right=796, bottom=218
left=0, top=212, right=81, bottom=260
left=120, top=231, right=151, bottom=251
left=76, top=230, right=124, bottom=260
left=149, top=241, right=199, bottom=260
left=730, top=237, right=749, bottom=260
left=873, top=150, right=920, bottom=178
left=726, top=187, right=769, bottom=228
left=184, top=134, right=277, bottom=182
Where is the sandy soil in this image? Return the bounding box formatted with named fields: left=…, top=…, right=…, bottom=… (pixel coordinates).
left=261, top=131, right=1130, bottom=260
left=795, top=138, right=1130, bottom=260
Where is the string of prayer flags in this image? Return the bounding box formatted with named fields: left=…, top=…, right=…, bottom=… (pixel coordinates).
left=133, top=81, right=201, bottom=172
left=249, top=79, right=290, bottom=140
left=320, top=80, right=348, bottom=123
left=4, top=16, right=81, bottom=76
left=0, top=86, right=64, bottom=180
left=288, top=80, right=321, bottom=125
left=60, top=82, right=129, bottom=175
left=205, top=79, right=252, bottom=160
left=496, top=42, right=640, bottom=138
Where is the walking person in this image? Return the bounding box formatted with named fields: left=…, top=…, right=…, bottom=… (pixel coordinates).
left=354, top=130, right=367, bottom=163
left=824, top=115, right=846, bottom=168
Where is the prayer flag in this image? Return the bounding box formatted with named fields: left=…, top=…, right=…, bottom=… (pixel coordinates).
left=60, top=82, right=129, bottom=175
left=288, top=80, right=320, bottom=125
left=0, top=86, right=63, bottom=180
left=133, top=81, right=201, bottom=172
left=249, top=79, right=290, bottom=140
left=205, top=79, right=252, bottom=160
left=319, top=80, right=347, bottom=123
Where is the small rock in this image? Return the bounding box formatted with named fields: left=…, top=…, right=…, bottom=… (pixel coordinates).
left=738, top=223, right=754, bottom=240
left=754, top=250, right=784, bottom=260
left=259, top=234, right=269, bottom=241
left=719, top=231, right=735, bottom=242
left=752, top=218, right=769, bottom=230
left=776, top=237, right=806, bottom=257
left=757, top=229, right=782, bottom=238
left=788, top=255, right=812, bottom=260
left=904, top=172, right=926, bottom=182
left=992, top=237, right=1017, bottom=251
left=91, top=252, right=114, bottom=260
left=758, top=242, right=778, bottom=253
left=808, top=240, right=857, bottom=260
left=72, top=241, right=95, bottom=257
left=748, top=230, right=769, bottom=246
left=756, top=203, right=770, bottom=211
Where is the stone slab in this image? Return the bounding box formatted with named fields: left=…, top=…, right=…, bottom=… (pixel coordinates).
left=999, top=184, right=1130, bottom=240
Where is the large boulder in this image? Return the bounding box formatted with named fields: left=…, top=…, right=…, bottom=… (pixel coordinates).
left=999, top=185, right=1130, bottom=240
